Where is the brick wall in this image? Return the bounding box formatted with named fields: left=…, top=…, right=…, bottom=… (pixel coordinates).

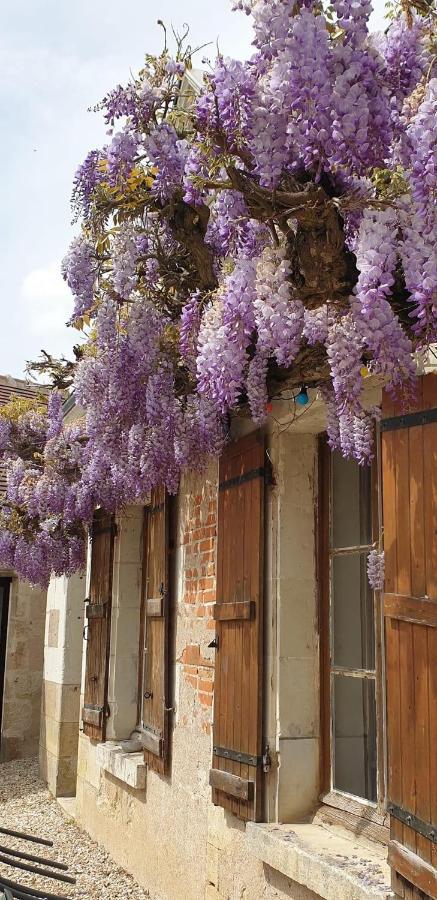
left=179, top=474, right=217, bottom=737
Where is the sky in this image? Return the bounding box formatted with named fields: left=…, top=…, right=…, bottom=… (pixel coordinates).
left=0, top=0, right=387, bottom=380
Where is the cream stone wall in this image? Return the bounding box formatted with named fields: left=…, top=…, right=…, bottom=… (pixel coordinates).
left=46, top=389, right=395, bottom=899
left=76, top=468, right=217, bottom=900
left=39, top=572, right=86, bottom=796
left=0, top=574, right=46, bottom=761
left=74, top=436, right=326, bottom=900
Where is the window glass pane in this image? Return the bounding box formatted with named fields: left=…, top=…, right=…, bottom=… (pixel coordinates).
left=332, top=553, right=375, bottom=670
left=333, top=674, right=377, bottom=802
left=332, top=453, right=372, bottom=548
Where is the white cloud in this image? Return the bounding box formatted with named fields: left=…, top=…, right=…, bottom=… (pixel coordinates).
left=21, top=262, right=73, bottom=337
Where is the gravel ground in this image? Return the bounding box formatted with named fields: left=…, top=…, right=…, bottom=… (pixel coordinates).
left=0, top=757, right=151, bottom=899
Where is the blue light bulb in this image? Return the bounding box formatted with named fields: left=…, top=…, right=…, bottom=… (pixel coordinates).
left=296, top=386, right=309, bottom=406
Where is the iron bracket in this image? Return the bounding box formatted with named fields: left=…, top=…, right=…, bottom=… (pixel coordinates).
left=387, top=802, right=437, bottom=843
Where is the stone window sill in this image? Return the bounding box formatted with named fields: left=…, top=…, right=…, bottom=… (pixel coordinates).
left=246, top=822, right=395, bottom=900
left=97, top=741, right=146, bottom=790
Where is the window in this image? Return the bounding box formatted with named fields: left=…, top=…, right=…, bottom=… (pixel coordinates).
left=319, top=439, right=384, bottom=811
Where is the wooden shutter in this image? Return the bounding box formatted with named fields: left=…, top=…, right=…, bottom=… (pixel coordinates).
left=382, top=374, right=437, bottom=900
left=210, top=431, right=266, bottom=822
left=82, top=509, right=115, bottom=740
left=141, top=486, right=170, bottom=774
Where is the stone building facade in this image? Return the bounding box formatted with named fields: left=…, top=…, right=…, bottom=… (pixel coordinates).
left=0, top=375, right=47, bottom=762
left=39, top=373, right=429, bottom=900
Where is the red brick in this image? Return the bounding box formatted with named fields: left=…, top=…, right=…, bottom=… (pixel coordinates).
left=200, top=539, right=214, bottom=552
left=202, top=590, right=216, bottom=603
left=184, top=674, right=198, bottom=689
left=181, top=644, right=213, bottom=668
left=198, top=692, right=213, bottom=707
left=199, top=577, right=215, bottom=591
left=181, top=645, right=201, bottom=665
left=183, top=664, right=198, bottom=676
left=198, top=678, right=213, bottom=693
left=198, top=658, right=214, bottom=669
left=202, top=550, right=215, bottom=563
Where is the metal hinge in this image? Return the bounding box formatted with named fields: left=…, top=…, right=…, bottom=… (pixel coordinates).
left=262, top=745, right=272, bottom=773
left=264, top=453, right=275, bottom=487
left=387, top=802, right=437, bottom=843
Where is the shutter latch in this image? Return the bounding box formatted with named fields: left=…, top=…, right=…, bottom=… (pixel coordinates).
left=208, top=635, right=219, bottom=649
left=262, top=745, right=272, bottom=773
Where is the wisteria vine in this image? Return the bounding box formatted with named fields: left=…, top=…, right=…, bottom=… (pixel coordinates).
left=1, top=1, right=436, bottom=585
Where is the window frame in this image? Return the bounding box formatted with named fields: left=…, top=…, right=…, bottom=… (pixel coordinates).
left=318, top=435, right=387, bottom=823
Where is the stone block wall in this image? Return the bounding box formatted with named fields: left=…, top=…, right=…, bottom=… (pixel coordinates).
left=0, top=575, right=46, bottom=762
left=39, top=572, right=85, bottom=796
left=74, top=435, right=324, bottom=900
left=75, top=464, right=219, bottom=900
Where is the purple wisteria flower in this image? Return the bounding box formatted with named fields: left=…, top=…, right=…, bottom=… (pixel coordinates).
left=367, top=548, right=385, bottom=590
left=62, top=234, right=96, bottom=321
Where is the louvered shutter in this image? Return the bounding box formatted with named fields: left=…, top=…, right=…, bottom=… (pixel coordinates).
left=82, top=510, right=115, bottom=740
left=382, top=374, right=437, bottom=899
left=210, top=431, right=266, bottom=822
left=141, top=486, right=170, bottom=774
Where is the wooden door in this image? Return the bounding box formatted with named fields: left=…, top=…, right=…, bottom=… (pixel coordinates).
left=210, top=430, right=266, bottom=822
left=82, top=510, right=115, bottom=741
left=382, top=373, right=437, bottom=899
left=141, top=486, right=170, bottom=774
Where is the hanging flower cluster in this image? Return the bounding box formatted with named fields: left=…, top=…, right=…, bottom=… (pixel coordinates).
left=0, top=394, right=87, bottom=585
left=367, top=548, right=385, bottom=591
left=1, top=2, right=436, bottom=585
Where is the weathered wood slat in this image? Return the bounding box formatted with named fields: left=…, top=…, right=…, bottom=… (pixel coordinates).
left=213, top=601, right=254, bottom=621
left=384, top=595, right=437, bottom=628
left=145, top=596, right=164, bottom=617
left=81, top=706, right=103, bottom=728
left=141, top=727, right=163, bottom=757
left=321, top=791, right=388, bottom=827
left=85, top=603, right=108, bottom=620
left=388, top=841, right=437, bottom=900
left=314, top=805, right=389, bottom=846
left=209, top=768, right=254, bottom=801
